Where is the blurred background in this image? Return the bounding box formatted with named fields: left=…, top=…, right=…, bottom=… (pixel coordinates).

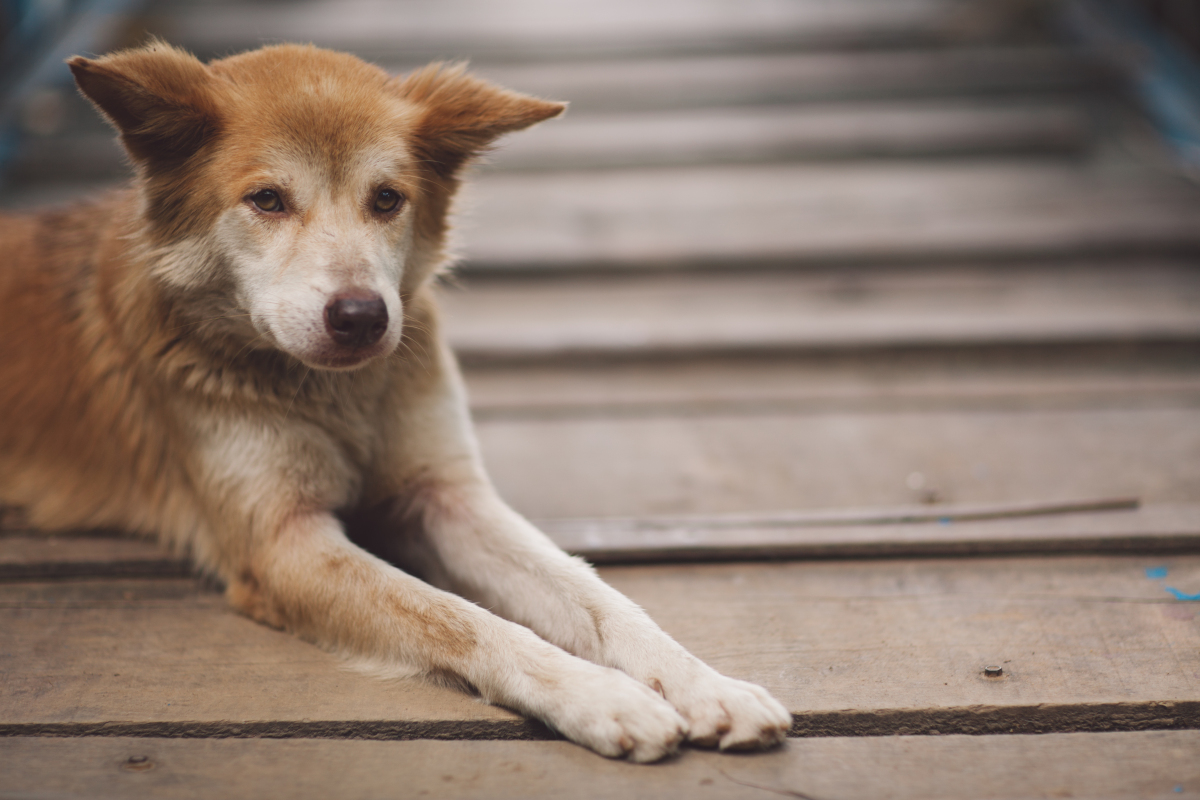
left=2, top=0, right=1199, bottom=521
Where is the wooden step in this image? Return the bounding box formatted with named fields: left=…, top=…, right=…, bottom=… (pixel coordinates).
left=0, top=577, right=524, bottom=736
left=455, top=161, right=1200, bottom=271
left=472, top=404, right=1200, bottom=518
left=4, top=100, right=1089, bottom=186
left=440, top=262, right=1200, bottom=364
left=467, top=47, right=1114, bottom=113
left=4, top=338, right=1178, bottom=524
left=156, top=0, right=970, bottom=61
left=493, top=100, right=1089, bottom=170
left=0, top=534, right=187, bottom=580
left=17, top=162, right=1199, bottom=262
left=3, top=731, right=1197, bottom=800
left=462, top=347, right=1200, bottom=417
left=5, top=501, right=1199, bottom=576
left=542, top=499, right=1200, bottom=563
left=3, top=555, right=1197, bottom=736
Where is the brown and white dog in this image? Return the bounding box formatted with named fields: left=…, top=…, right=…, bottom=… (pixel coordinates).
left=0, top=41, right=790, bottom=760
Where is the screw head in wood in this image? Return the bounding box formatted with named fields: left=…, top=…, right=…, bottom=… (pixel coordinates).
left=983, top=665, right=1003, bottom=677
left=121, top=755, right=154, bottom=772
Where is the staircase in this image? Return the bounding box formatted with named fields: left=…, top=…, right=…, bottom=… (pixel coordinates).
left=3, top=1, right=1200, bottom=796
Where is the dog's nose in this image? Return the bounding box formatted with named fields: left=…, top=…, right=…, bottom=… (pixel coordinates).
left=325, top=294, right=388, bottom=348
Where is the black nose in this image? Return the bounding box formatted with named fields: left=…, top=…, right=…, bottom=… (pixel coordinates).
left=325, top=294, right=388, bottom=348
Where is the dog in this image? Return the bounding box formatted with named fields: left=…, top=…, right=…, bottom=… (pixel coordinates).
left=0, top=41, right=791, bottom=760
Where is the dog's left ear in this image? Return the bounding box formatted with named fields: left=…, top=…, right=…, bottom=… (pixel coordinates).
left=393, top=63, right=565, bottom=177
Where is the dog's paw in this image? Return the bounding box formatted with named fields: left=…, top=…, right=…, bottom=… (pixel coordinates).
left=545, top=665, right=688, bottom=762
left=664, top=670, right=792, bottom=751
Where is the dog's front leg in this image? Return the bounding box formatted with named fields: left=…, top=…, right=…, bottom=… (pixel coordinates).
left=225, top=510, right=687, bottom=761
left=402, top=480, right=792, bottom=751
left=378, top=339, right=792, bottom=751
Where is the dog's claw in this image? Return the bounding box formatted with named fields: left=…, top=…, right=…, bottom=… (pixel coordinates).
left=544, top=664, right=688, bottom=762
left=664, top=672, right=792, bottom=752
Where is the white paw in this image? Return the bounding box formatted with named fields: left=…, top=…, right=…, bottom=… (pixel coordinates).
left=545, top=664, right=688, bottom=762
left=663, top=670, right=791, bottom=751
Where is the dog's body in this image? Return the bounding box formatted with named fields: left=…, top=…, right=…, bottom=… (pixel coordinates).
left=0, top=42, right=790, bottom=760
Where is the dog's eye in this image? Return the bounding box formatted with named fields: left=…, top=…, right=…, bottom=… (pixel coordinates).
left=374, top=189, right=403, bottom=214
left=250, top=190, right=283, bottom=213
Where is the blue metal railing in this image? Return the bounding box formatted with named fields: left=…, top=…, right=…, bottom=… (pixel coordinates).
left=0, top=0, right=145, bottom=180
left=1063, top=0, right=1200, bottom=178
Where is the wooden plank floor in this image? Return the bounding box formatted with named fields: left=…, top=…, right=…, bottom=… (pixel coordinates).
left=2, top=0, right=1200, bottom=795
left=3, top=554, right=1198, bottom=732
left=3, top=733, right=1199, bottom=800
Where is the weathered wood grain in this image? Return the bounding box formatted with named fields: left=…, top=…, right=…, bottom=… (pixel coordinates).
left=463, top=349, right=1200, bottom=416
left=12, top=501, right=1200, bottom=576
left=158, top=0, right=961, bottom=60
left=456, top=161, right=1200, bottom=271
left=1, top=44, right=1113, bottom=199
left=2, top=556, right=1198, bottom=736
left=6, top=100, right=1087, bottom=185
left=489, top=101, right=1088, bottom=170
left=0, top=535, right=184, bottom=580
left=476, top=406, right=1200, bottom=518
left=543, top=500, right=1200, bottom=563
left=2, top=732, right=1198, bottom=800
left=0, top=577, right=527, bottom=733
left=441, top=263, right=1200, bottom=364
left=468, top=47, right=1113, bottom=113
left=608, top=555, right=1200, bottom=715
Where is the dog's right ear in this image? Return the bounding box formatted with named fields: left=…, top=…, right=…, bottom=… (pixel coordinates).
left=68, top=41, right=220, bottom=169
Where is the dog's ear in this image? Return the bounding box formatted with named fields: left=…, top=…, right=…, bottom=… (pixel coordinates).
left=394, top=63, right=565, bottom=177
left=68, top=40, right=220, bottom=169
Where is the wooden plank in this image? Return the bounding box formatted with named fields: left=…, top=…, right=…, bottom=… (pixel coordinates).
left=441, top=263, right=1200, bottom=364
left=609, top=555, right=1200, bottom=716
left=2, top=555, right=1199, bottom=736
left=158, top=0, right=960, bottom=61
left=591, top=496, right=1144, bottom=528
left=475, top=406, right=1200, bottom=518
left=0, top=535, right=183, bottom=580
left=6, top=100, right=1087, bottom=185
left=2, top=732, right=1198, bottom=800
left=0, top=577, right=528, bottom=734
left=467, top=47, right=1113, bottom=113
left=455, top=161, right=1200, bottom=271
left=11, top=501, right=1200, bottom=577
left=544, top=501, right=1200, bottom=563
left=462, top=348, right=1200, bottom=416
left=488, top=101, right=1088, bottom=170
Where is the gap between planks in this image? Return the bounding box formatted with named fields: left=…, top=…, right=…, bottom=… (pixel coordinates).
left=6, top=499, right=1200, bottom=578
left=3, top=700, right=1199, bottom=741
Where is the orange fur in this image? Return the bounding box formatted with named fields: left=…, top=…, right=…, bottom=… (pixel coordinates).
left=0, top=41, right=791, bottom=761
left=1, top=41, right=559, bottom=542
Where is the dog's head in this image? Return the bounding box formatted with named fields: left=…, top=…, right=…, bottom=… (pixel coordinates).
left=69, top=41, right=563, bottom=370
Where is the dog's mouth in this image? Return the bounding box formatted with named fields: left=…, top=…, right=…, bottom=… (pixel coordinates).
left=258, top=291, right=401, bottom=371
left=300, top=342, right=392, bottom=371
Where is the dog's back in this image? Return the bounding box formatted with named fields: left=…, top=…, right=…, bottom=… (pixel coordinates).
left=0, top=193, right=179, bottom=536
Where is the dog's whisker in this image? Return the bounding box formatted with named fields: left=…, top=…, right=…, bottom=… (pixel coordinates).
left=283, top=366, right=311, bottom=419
left=229, top=332, right=266, bottom=363
left=165, top=312, right=262, bottom=333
